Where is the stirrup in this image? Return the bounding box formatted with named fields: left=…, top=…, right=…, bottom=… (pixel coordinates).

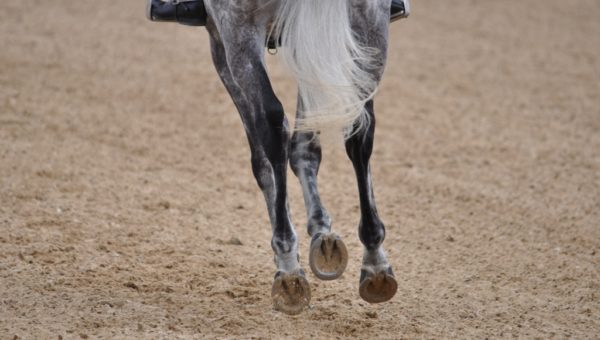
left=146, top=0, right=207, bottom=26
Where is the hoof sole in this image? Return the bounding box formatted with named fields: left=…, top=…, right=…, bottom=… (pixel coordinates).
left=309, top=232, right=348, bottom=280
left=359, top=267, right=398, bottom=303
left=271, top=271, right=311, bottom=315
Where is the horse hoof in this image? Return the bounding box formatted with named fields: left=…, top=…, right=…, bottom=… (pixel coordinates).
left=309, top=232, right=348, bottom=280
left=359, top=267, right=398, bottom=303
left=271, top=270, right=311, bottom=315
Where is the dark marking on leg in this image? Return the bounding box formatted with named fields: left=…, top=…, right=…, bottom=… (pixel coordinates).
left=205, top=9, right=309, bottom=313
left=346, top=100, right=397, bottom=303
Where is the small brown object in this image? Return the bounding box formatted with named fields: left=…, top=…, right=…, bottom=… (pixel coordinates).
left=124, top=282, right=139, bottom=290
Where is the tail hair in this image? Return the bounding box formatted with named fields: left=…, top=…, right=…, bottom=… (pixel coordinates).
left=272, top=0, right=380, bottom=139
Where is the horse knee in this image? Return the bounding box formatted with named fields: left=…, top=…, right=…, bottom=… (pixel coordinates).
left=250, top=153, right=275, bottom=191
left=263, top=97, right=286, bottom=127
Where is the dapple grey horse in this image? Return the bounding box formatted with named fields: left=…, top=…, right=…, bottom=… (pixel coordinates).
left=204, top=0, right=398, bottom=314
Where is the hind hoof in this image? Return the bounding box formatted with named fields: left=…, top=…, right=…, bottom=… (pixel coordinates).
left=359, top=267, right=398, bottom=303
left=271, top=270, right=311, bottom=315
left=309, top=232, right=348, bottom=280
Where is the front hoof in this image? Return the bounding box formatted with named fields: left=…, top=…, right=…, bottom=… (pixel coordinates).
left=309, top=232, right=348, bottom=280
left=271, top=270, right=311, bottom=315
left=359, top=267, right=398, bottom=303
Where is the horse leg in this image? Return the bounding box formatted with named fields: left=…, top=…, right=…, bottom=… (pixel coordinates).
left=206, top=17, right=309, bottom=315
left=341, top=0, right=397, bottom=304
left=345, top=100, right=397, bottom=303
left=290, top=102, right=348, bottom=280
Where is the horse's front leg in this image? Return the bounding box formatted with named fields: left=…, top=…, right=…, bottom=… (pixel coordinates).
left=346, top=100, right=397, bottom=303
left=207, top=28, right=310, bottom=315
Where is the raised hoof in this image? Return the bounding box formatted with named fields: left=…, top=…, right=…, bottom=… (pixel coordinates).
left=359, top=267, right=398, bottom=303
left=271, top=270, right=311, bottom=315
left=308, top=232, right=348, bottom=280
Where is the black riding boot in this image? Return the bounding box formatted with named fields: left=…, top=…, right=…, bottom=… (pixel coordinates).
left=146, top=0, right=207, bottom=26
left=146, top=0, right=409, bottom=27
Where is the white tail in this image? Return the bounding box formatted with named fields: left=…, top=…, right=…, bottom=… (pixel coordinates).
left=272, top=0, right=380, bottom=139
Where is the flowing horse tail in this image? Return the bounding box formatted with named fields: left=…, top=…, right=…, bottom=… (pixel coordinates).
left=273, top=0, right=380, bottom=138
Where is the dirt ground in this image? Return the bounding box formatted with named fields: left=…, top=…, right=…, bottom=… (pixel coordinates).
left=1, top=0, right=599, bottom=338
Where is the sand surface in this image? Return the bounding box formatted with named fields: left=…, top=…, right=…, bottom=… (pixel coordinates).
left=1, top=0, right=599, bottom=338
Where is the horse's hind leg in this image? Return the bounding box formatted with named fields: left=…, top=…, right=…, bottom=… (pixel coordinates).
left=206, top=12, right=309, bottom=315
left=290, top=102, right=348, bottom=281
left=346, top=100, right=397, bottom=303
left=347, top=1, right=397, bottom=303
